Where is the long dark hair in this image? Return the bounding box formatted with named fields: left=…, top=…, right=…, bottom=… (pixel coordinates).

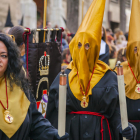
left=0, top=34, right=30, bottom=98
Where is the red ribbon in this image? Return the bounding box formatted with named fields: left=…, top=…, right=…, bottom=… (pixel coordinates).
left=70, top=111, right=112, bottom=140
left=128, top=62, right=140, bottom=84
left=22, top=28, right=31, bottom=73
left=0, top=76, right=8, bottom=110
left=129, top=120, right=140, bottom=123
left=77, top=67, right=95, bottom=96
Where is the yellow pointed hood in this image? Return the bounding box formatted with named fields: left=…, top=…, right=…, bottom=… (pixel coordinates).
left=67, top=0, right=110, bottom=103
left=123, top=0, right=140, bottom=99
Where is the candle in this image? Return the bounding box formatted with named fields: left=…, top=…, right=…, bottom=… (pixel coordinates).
left=117, top=61, right=129, bottom=140
left=58, top=71, right=67, bottom=137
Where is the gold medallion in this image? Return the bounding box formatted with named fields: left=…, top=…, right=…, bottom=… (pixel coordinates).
left=81, top=96, right=88, bottom=108
left=135, top=84, right=140, bottom=93
left=4, top=110, right=13, bottom=124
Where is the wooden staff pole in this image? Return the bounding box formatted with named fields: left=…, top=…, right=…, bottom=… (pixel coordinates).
left=82, top=0, right=84, bottom=20
left=117, top=61, right=129, bottom=140
left=58, top=71, right=67, bottom=137
left=43, top=0, right=47, bottom=42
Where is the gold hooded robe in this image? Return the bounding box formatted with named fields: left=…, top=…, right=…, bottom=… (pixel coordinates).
left=67, top=0, right=110, bottom=104
left=121, top=0, right=140, bottom=100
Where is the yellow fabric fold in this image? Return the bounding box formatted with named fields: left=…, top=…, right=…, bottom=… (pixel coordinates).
left=67, top=0, right=110, bottom=103
left=67, top=60, right=110, bottom=102
left=121, top=61, right=140, bottom=100
left=0, top=76, right=30, bottom=138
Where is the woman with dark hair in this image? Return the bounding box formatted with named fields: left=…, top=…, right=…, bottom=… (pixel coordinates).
left=8, top=26, right=26, bottom=68
left=99, top=26, right=110, bottom=65
left=0, top=33, right=68, bottom=140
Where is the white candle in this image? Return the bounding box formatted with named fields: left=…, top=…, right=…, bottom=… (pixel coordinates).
left=117, top=61, right=129, bottom=140
left=58, top=72, right=67, bottom=137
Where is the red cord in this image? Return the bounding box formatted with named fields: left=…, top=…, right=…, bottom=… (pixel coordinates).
left=70, top=111, right=112, bottom=140
left=22, top=28, right=31, bottom=74
left=128, top=62, right=140, bottom=84
left=129, top=120, right=140, bottom=123
left=0, top=76, right=8, bottom=110
left=77, top=67, right=95, bottom=96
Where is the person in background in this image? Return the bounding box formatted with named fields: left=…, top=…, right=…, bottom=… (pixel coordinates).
left=107, top=34, right=115, bottom=47
left=2, top=27, right=11, bottom=34
left=54, top=25, right=59, bottom=28
left=109, top=46, right=117, bottom=69
left=37, top=18, right=43, bottom=28
left=125, top=32, right=129, bottom=41
left=99, top=26, right=110, bottom=65
left=106, top=28, right=113, bottom=36
left=116, top=34, right=127, bottom=51
left=116, top=48, right=127, bottom=64
left=46, top=21, right=52, bottom=28
left=61, top=48, right=71, bottom=70
left=8, top=26, right=26, bottom=69
left=62, top=32, right=69, bottom=52
left=65, top=28, right=73, bottom=44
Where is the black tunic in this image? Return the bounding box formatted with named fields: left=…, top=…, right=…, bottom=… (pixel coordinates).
left=46, top=69, right=123, bottom=140
left=127, top=97, right=140, bottom=140
left=0, top=94, right=59, bottom=140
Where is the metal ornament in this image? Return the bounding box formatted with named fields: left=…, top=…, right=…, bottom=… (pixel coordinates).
left=36, top=77, right=49, bottom=98
left=39, top=51, right=50, bottom=76
left=4, top=110, right=13, bottom=124
left=81, top=96, right=88, bottom=108
left=135, top=84, right=140, bottom=93
left=36, top=51, right=50, bottom=99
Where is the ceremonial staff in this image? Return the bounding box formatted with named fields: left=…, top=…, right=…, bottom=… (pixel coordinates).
left=82, top=0, right=84, bottom=20
left=43, top=0, right=47, bottom=42
left=117, top=61, right=129, bottom=140
left=58, top=71, right=67, bottom=137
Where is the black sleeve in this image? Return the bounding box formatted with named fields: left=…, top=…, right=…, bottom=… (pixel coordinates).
left=29, top=94, right=58, bottom=140
left=108, top=88, right=136, bottom=140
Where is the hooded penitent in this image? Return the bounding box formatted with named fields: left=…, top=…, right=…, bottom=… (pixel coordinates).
left=67, top=0, right=110, bottom=106
left=5, top=6, right=14, bottom=27
left=121, top=0, right=140, bottom=99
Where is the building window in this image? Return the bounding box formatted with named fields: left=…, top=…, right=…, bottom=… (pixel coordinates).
left=126, top=0, right=131, bottom=8
left=111, top=0, right=119, bottom=3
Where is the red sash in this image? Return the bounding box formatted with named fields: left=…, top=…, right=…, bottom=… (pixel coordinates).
left=70, top=111, right=112, bottom=140
left=129, top=120, right=140, bottom=123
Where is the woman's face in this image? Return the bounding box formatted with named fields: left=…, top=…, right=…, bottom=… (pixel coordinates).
left=0, top=41, right=8, bottom=77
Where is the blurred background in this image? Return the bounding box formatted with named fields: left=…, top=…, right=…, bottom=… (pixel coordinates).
left=0, top=0, right=131, bottom=33
left=0, top=0, right=132, bottom=70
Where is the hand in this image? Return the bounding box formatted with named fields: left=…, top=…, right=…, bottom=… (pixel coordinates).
left=120, top=126, right=133, bottom=139
left=54, top=133, right=69, bottom=140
